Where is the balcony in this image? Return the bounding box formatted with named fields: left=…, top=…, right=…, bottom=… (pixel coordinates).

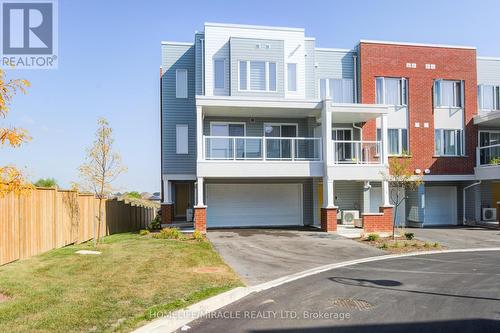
left=475, top=143, right=500, bottom=180
left=198, top=136, right=323, bottom=178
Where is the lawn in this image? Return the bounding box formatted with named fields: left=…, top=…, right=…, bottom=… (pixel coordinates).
left=0, top=232, right=242, bottom=333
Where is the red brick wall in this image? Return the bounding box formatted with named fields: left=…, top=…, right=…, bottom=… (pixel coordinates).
left=362, top=206, right=394, bottom=233
left=321, top=207, right=337, bottom=232
left=359, top=42, right=478, bottom=174
left=161, top=204, right=173, bottom=224
left=194, top=207, right=207, bottom=233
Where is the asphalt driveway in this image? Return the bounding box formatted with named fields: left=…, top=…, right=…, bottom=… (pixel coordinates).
left=181, top=250, right=500, bottom=333
left=207, top=229, right=384, bottom=285
left=412, top=226, right=500, bottom=249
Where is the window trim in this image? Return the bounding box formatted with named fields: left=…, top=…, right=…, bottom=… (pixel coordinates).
left=318, top=78, right=355, bottom=103
left=175, top=124, right=189, bottom=154
left=434, top=79, right=464, bottom=108
left=287, top=63, right=297, bottom=92
left=213, top=58, right=226, bottom=92
left=238, top=60, right=277, bottom=92
left=375, top=77, right=408, bottom=106
left=175, top=69, right=188, bottom=99
left=376, top=127, right=409, bottom=156
left=478, top=84, right=500, bottom=111
left=434, top=128, right=464, bottom=156
left=478, top=129, right=500, bottom=147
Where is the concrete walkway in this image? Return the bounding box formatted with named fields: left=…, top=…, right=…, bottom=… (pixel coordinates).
left=207, top=229, right=384, bottom=285
left=412, top=226, right=500, bottom=249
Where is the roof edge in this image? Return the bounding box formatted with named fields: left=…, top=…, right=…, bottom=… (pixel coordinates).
left=359, top=39, right=476, bottom=50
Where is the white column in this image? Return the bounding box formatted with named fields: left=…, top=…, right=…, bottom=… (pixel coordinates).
left=196, top=105, right=203, bottom=161
left=323, top=177, right=335, bottom=208
left=162, top=176, right=172, bottom=204
left=382, top=180, right=391, bottom=207
left=381, top=113, right=389, bottom=165
left=321, top=99, right=332, bottom=165
left=195, top=177, right=205, bottom=207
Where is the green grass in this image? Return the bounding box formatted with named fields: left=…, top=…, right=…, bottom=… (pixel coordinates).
left=0, top=232, right=242, bottom=333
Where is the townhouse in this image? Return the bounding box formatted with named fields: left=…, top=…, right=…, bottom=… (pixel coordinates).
left=160, top=22, right=500, bottom=233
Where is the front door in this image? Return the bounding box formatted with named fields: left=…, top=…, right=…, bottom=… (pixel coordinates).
left=175, top=183, right=190, bottom=218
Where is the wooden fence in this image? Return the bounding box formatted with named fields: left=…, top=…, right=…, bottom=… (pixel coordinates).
left=0, top=188, right=157, bottom=266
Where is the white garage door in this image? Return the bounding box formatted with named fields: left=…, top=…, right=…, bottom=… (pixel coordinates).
left=206, top=184, right=303, bottom=228
left=425, top=186, right=457, bottom=225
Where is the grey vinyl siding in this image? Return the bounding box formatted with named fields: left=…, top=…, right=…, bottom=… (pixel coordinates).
left=195, top=33, right=204, bottom=95
left=161, top=43, right=197, bottom=175
left=229, top=37, right=285, bottom=98
left=304, top=39, right=316, bottom=99
left=203, top=117, right=310, bottom=137
left=333, top=181, right=364, bottom=212
left=477, top=58, right=500, bottom=85
left=204, top=178, right=314, bottom=224
left=315, top=49, right=357, bottom=99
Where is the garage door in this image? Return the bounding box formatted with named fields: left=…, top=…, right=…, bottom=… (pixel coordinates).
left=425, top=186, right=457, bottom=225
left=206, top=184, right=303, bottom=227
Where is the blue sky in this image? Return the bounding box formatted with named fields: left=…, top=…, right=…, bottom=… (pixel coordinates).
left=1, top=0, right=499, bottom=192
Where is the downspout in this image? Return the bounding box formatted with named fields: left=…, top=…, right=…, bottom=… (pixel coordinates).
left=353, top=53, right=358, bottom=103
left=463, top=181, right=481, bottom=224
left=353, top=123, right=363, bottom=141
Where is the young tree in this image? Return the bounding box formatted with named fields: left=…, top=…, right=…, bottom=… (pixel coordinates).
left=34, top=177, right=58, bottom=188
left=79, top=118, right=126, bottom=246
left=0, top=68, right=32, bottom=196
left=382, top=157, right=423, bottom=239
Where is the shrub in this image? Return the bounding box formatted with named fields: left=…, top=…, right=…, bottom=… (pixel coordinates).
left=139, top=229, right=150, bottom=236
left=149, top=214, right=161, bottom=230
left=366, top=233, right=380, bottom=242
left=424, top=242, right=431, bottom=248
left=379, top=243, right=388, bottom=249
left=393, top=241, right=401, bottom=248
left=490, top=157, right=500, bottom=165
left=433, top=242, right=439, bottom=248
left=192, top=230, right=204, bottom=241
left=34, top=178, right=58, bottom=188
left=404, top=232, right=415, bottom=240
left=153, top=227, right=182, bottom=240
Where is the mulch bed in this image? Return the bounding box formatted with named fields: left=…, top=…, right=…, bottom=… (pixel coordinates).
left=358, top=236, right=446, bottom=253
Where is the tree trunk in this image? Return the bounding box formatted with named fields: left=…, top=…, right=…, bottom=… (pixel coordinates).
left=96, top=197, right=103, bottom=247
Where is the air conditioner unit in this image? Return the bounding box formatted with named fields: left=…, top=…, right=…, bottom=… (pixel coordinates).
left=482, top=208, right=497, bottom=222
left=342, top=210, right=359, bottom=225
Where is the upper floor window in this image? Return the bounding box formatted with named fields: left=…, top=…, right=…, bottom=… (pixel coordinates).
left=435, top=129, right=464, bottom=156
left=175, top=69, right=188, bottom=98
left=319, top=78, right=354, bottom=103
left=287, top=63, right=297, bottom=92
left=376, top=77, right=407, bottom=106
left=239, top=60, right=277, bottom=92
left=434, top=80, right=463, bottom=108
left=478, top=84, right=500, bottom=111
left=214, top=59, right=226, bottom=91
left=377, top=128, right=408, bottom=155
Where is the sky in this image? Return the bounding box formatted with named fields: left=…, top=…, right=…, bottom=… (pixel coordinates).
left=1, top=0, right=499, bottom=193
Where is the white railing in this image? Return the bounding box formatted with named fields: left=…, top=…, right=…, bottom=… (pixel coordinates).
left=476, top=143, right=500, bottom=166
left=204, top=136, right=322, bottom=161
left=331, top=140, right=382, bottom=165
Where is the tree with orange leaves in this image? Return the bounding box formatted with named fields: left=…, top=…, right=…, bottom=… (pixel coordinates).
left=0, top=68, right=32, bottom=196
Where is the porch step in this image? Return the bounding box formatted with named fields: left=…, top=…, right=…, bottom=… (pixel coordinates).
left=161, top=223, right=194, bottom=231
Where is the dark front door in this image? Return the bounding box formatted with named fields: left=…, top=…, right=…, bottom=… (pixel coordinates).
left=174, top=183, right=190, bottom=218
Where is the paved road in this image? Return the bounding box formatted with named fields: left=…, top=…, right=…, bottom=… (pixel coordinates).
left=180, top=251, right=500, bottom=333
left=412, top=226, right=500, bottom=249
left=207, top=229, right=384, bottom=285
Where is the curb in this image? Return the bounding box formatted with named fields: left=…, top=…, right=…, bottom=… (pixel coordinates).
left=133, top=247, right=500, bottom=333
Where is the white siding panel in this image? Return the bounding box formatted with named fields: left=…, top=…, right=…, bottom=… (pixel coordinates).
left=434, top=107, right=464, bottom=130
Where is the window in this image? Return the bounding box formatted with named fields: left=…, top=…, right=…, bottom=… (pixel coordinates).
left=377, top=128, right=408, bottom=155
left=375, top=77, right=407, bottom=105
left=434, top=80, right=463, bottom=107
left=287, top=63, right=297, bottom=91
left=332, top=128, right=353, bottom=161
left=176, top=124, right=188, bottom=154
left=264, top=123, right=298, bottom=159
left=175, top=69, right=188, bottom=98
left=435, top=129, right=463, bottom=156
left=210, top=123, right=245, bottom=159
left=319, top=78, right=354, bottom=103
left=478, top=84, right=500, bottom=111
left=239, top=61, right=277, bottom=92
left=214, top=59, right=225, bottom=90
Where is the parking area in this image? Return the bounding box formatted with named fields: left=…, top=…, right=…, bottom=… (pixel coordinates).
left=207, top=229, right=384, bottom=286
left=412, top=226, right=500, bottom=249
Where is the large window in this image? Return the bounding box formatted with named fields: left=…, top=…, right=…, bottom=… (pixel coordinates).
left=478, top=84, right=500, bottom=111
left=376, top=77, right=407, bottom=105
left=287, top=63, right=297, bottom=92
left=434, top=80, right=463, bottom=107
left=175, top=69, right=188, bottom=98
left=377, top=128, right=408, bottom=155
left=319, top=78, right=354, bottom=103
left=435, top=129, right=464, bottom=156
left=239, top=61, right=277, bottom=92
left=213, top=59, right=226, bottom=90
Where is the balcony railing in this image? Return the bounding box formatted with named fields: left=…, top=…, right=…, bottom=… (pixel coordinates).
left=331, top=140, right=382, bottom=165
left=477, top=143, right=500, bottom=166
left=204, top=136, right=322, bottom=161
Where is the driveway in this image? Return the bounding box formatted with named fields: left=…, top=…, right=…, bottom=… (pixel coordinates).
left=181, top=250, right=500, bottom=333
left=412, top=226, right=500, bottom=249
left=207, top=229, right=384, bottom=285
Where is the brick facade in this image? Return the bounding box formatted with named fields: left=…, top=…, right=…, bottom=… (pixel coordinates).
left=359, top=42, right=478, bottom=175
left=161, top=204, right=173, bottom=224
left=321, top=207, right=338, bottom=232
left=362, top=206, right=394, bottom=233
left=194, top=207, right=207, bottom=233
